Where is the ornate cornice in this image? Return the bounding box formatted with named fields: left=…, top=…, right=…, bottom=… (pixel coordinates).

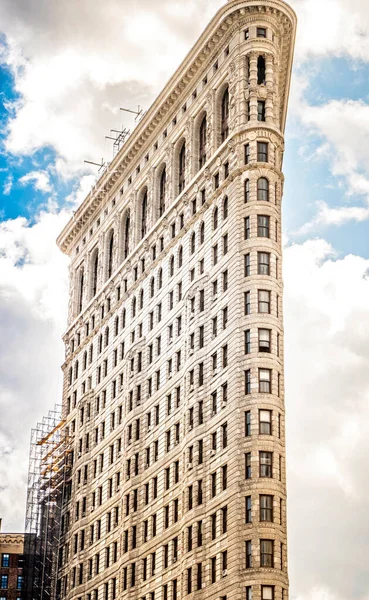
left=56, top=0, right=296, bottom=256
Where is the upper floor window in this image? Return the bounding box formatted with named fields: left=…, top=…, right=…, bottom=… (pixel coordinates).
left=141, top=190, right=148, bottom=239
left=257, top=142, right=268, bottom=162
left=257, top=27, right=267, bottom=38
left=159, top=168, right=166, bottom=217
left=92, top=250, right=99, bottom=298
left=107, top=231, right=114, bottom=279
left=257, top=177, right=269, bottom=201
left=199, top=115, right=207, bottom=169
left=258, top=56, right=266, bottom=84
left=258, top=101, right=266, bottom=122
left=77, top=267, right=84, bottom=314
left=179, top=142, right=186, bottom=194
left=124, top=211, right=130, bottom=259
left=221, top=88, right=229, bottom=143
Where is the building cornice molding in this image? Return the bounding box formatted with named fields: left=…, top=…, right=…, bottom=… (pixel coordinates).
left=57, top=0, right=296, bottom=256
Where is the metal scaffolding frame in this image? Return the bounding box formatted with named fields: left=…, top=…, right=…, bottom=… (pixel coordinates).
left=23, top=405, right=70, bottom=600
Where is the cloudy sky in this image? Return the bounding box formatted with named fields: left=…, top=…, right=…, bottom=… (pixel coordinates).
left=1, top=0, right=369, bottom=598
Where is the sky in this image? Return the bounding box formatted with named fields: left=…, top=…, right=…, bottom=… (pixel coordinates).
left=0, top=0, right=369, bottom=598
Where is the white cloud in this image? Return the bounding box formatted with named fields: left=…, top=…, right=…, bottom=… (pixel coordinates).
left=19, top=169, right=52, bottom=193
left=297, top=200, right=369, bottom=233
left=284, top=239, right=369, bottom=599
left=3, top=174, right=13, bottom=195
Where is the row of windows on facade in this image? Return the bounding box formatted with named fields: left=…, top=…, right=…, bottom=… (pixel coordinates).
left=68, top=283, right=280, bottom=388
left=56, top=583, right=283, bottom=600
left=75, top=129, right=275, bottom=318
left=0, top=575, right=22, bottom=589
left=0, top=553, right=23, bottom=568
left=68, top=401, right=282, bottom=492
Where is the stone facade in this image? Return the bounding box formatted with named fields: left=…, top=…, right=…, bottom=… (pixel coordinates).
left=0, top=525, right=24, bottom=600
left=56, top=2, right=296, bottom=600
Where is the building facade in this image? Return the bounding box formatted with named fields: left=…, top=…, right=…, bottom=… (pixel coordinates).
left=56, top=2, right=296, bottom=600
left=0, top=522, right=24, bottom=600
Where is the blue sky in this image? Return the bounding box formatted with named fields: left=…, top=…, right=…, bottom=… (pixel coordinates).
left=1, top=1, right=369, bottom=600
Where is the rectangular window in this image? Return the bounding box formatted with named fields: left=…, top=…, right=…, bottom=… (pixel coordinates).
left=262, top=587, right=274, bottom=600
left=244, top=253, right=250, bottom=277
left=1, top=555, right=9, bottom=568
left=245, top=411, right=251, bottom=436
left=245, top=452, right=252, bottom=479
left=258, top=252, right=270, bottom=275
left=259, top=328, right=271, bottom=352
left=1, top=576, right=8, bottom=589
left=257, top=142, right=268, bottom=162
left=245, top=291, right=251, bottom=315
left=245, top=370, right=251, bottom=395
left=246, top=586, right=253, bottom=600
left=257, top=215, right=270, bottom=238
left=245, top=143, right=250, bottom=164
left=258, top=290, right=270, bottom=314
left=244, top=217, right=250, bottom=240
left=246, top=541, right=252, bottom=568
left=260, top=495, right=274, bottom=522
left=259, top=451, right=273, bottom=478
left=259, top=368, right=271, bottom=393
left=257, top=27, right=267, bottom=38
left=259, top=409, right=272, bottom=434
left=260, top=540, right=274, bottom=567
left=245, top=330, right=251, bottom=354
left=258, top=100, right=266, bottom=121
left=245, top=496, right=252, bottom=523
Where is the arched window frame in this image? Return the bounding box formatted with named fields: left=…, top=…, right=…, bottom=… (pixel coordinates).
left=257, top=177, right=269, bottom=202
left=244, top=179, right=250, bottom=203
left=132, top=297, right=137, bottom=318
left=122, top=309, right=126, bottom=329
left=199, top=115, right=207, bottom=169
left=223, top=196, right=229, bottom=220
left=107, top=230, right=114, bottom=279
left=141, top=190, right=148, bottom=240
left=139, top=289, right=144, bottom=310
left=213, top=207, right=219, bottom=230
left=221, top=87, right=229, bottom=143
left=158, top=268, right=163, bottom=289
left=178, top=246, right=183, bottom=268
left=114, top=316, right=119, bottom=336
left=178, top=142, right=186, bottom=194
left=104, top=327, right=109, bottom=347
left=91, top=249, right=99, bottom=298
left=200, top=222, right=205, bottom=245
left=169, top=256, right=175, bottom=277
left=159, top=167, right=166, bottom=217
left=123, top=211, right=131, bottom=260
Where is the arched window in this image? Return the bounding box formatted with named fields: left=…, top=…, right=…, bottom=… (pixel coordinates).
left=107, top=231, right=114, bottom=279
left=223, top=196, right=229, bottom=220
left=104, top=327, right=109, bottom=347
left=199, top=115, right=207, bottom=169
left=158, top=268, right=163, bottom=289
left=191, top=232, right=196, bottom=255
left=77, top=268, right=84, bottom=314
left=169, top=256, right=175, bottom=277
left=221, top=87, right=229, bottom=143
left=124, top=212, right=130, bottom=259
left=68, top=367, right=73, bottom=386
left=213, top=207, right=219, bottom=230
left=83, top=351, right=87, bottom=371
left=132, top=297, right=137, bottom=318
left=92, top=251, right=99, bottom=298
left=244, top=179, right=250, bottom=203
left=150, top=277, right=155, bottom=298
left=141, top=191, right=148, bottom=239
left=200, top=222, right=205, bottom=245
left=122, top=309, right=126, bottom=329
left=178, top=246, right=183, bottom=268
left=98, top=335, right=103, bottom=353
left=89, top=344, right=93, bottom=364
left=179, top=142, right=186, bottom=194
left=257, top=177, right=269, bottom=201
left=139, top=289, right=144, bottom=310
left=74, top=361, right=79, bottom=381
left=114, top=317, right=119, bottom=336
left=159, top=168, right=166, bottom=217
left=257, top=56, right=266, bottom=85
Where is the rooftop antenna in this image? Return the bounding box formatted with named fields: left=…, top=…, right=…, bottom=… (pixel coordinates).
left=105, top=128, right=131, bottom=157
left=84, top=158, right=109, bottom=176
left=120, top=105, right=147, bottom=123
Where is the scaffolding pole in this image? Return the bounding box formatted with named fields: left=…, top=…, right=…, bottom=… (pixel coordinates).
left=23, top=406, right=71, bottom=600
